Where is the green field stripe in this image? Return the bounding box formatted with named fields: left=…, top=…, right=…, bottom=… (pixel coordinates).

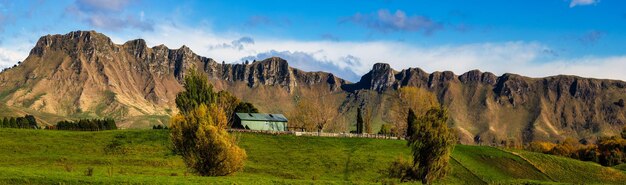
left=493, top=147, right=557, bottom=182
left=450, top=155, right=488, bottom=185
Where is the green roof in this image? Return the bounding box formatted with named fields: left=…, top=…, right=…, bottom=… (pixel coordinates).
left=235, top=113, right=288, bottom=122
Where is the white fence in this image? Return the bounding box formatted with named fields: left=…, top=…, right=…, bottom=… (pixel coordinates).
left=228, top=129, right=403, bottom=140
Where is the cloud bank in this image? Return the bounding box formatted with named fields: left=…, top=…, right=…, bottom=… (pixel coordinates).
left=129, top=23, right=626, bottom=82
left=0, top=47, right=27, bottom=70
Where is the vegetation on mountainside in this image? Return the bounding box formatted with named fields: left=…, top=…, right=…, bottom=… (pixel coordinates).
left=526, top=126, right=626, bottom=167
left=170, top=72, right=247, bottom=176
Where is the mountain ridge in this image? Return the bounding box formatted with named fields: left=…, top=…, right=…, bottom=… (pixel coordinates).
left=1, top=30, right=625, bottom=145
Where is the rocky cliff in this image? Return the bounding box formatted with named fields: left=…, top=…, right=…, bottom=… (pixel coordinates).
left=1, top=30, right=624, bottom=144
left=348, top=63, right=626, bottom=144
left=0, top=31, right=346, bottom=127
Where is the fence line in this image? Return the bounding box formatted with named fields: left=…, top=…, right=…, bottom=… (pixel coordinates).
left=227, top=129, right=403, bottom=140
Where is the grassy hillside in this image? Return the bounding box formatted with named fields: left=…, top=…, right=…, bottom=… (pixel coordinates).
left=0, top=129, right=624, bottom=184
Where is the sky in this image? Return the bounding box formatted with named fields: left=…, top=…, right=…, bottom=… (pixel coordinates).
left=1, top=0, right=626, bottom=82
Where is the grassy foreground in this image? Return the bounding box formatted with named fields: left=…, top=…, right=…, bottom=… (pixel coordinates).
left=0, top=129, right=624, bottom=184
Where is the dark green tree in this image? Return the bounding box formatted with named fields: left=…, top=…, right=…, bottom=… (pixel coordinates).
left=9, top=117, right=17, bottom=128
left=17, top=117, right=29, bottom=129
left=24, top=115, right=37, bottom=129
left=0, top=117, right=6, bottom=128
left=356, top=108, right=364, bottom=134
left=621, top=126, right=626, bottom=139
left=406, top=107, right=456, bottom=184
left=175, top=71, right=217, bottom=113
left=406, top=109, right=417, bottom=138
left=234, top=102, right=259, bottom=113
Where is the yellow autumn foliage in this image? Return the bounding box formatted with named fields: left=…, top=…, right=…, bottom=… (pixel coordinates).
left=170, top=104, right=246, bottom=176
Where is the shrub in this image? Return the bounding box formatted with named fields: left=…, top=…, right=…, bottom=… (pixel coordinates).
left=85, top=167, right=94, bottom=176
left=379, top=124, right=392, bottom=136
left=170, top=104, right=246, bottom=176
left=386, top=156, right=416, bottom=182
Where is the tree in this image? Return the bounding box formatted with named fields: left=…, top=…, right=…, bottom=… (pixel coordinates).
left=290, top=97, right=338, bottom=132
left=621, top=126, right=626, bottom=139
left=0, top=117, right=7, bottom=128
left=234, top=102, right=259, bottom=114
left=406, top=109, right=417, bottom=138
left=356, top=108, right=364, bottom=134
left=16, top=117, right=29, bottom=129
left=406, top=107, right=456, bottom=184
left=170, top=104, right=246, bottom=176
left=175, top=71, right=217, bottom=113
left=362, top=106, right=373, bottom=134
left=9, top=117, right=16, bottom=128
left=24, top=115, right=37, bottom=129
left=387, top=87, right=439, bottom=137
left=170, top=71, right=246, bottom=176
left=216, top=91, right=240, bottom=126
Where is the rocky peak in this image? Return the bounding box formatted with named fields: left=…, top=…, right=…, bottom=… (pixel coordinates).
left=123, top=39, right=148, bottom=59
left=459, top=70, right=497, bottom=85
left=30, top=30, right=113, bottom=57
left=354, top=63, right=397, bottom=92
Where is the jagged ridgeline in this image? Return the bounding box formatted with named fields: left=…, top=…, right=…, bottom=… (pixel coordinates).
left=0, top=30, right=625, bottom=145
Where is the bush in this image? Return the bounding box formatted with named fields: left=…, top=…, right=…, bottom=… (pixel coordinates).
left=386, top=156, right=417, bottom=182
left=85, top=167, right=94, bottom=176
left=170, top=104, right=247, bottom=176
left=379, top=124, right=392, bottom=136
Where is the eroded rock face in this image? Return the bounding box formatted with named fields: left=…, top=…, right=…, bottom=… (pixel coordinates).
left=349, top=62, right=626, bottom=144
left=2, top=30, right=625, bottom=144
left=0, top=31, right=347, bottom=124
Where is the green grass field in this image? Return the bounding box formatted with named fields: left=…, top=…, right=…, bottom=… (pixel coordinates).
left=0, top=129, right=624, bottom=184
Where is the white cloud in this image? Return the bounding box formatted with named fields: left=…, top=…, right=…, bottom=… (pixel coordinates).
left=569, top=0, right=598, bottom=8
left=126, top=23, right=626, bottom=82
left=4, top=22, right=626, bottom=83
left=0, top=47, right=27, bottom=69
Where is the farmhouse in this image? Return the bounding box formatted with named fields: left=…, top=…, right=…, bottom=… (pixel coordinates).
left=234, top=113, right=288, bottom=131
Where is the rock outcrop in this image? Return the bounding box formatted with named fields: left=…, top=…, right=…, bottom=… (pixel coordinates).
left=348, top=63, right=626, bottom=144
left=0, top=31, right=345, bottom=127
left=1, top=30, right=625, bottom=144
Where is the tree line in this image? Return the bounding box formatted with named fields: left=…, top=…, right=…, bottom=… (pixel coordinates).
left=527, top=126, right=626, bottom=166
left=48, top=118, right=117, bottom=131
left=0, top=115, right=38, bottom=129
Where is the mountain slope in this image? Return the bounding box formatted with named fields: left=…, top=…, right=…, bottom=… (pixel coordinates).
left=1, top=30, right=625, bottom=144
left=0, top=31, right=345, bottom=128
left=348, top=63, right=626, bottom=144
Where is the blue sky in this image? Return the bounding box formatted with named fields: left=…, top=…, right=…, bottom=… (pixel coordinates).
left=1, top=0, right=626, bottom=81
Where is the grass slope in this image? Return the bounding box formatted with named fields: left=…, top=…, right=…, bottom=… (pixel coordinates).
left=0, top=129, right=624, bottom=184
